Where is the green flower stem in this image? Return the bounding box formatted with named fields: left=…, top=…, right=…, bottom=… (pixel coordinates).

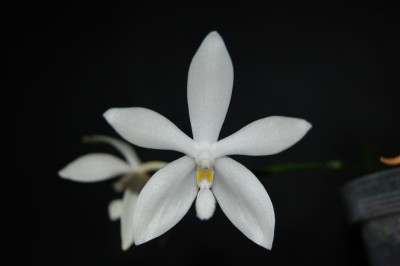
left=254, top=160, right=343, bottom=175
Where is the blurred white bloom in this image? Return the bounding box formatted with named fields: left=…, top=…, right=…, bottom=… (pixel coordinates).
left=58, top=135, right=167, bottom=250
left=104, top=31, right=312, bottom=249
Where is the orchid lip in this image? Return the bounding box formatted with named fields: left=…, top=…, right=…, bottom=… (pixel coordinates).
left=195, top=160, right=216, bottom=220
left=196, top=159, right=214, bottom=186
left=194, top=143, right=215, bottom=187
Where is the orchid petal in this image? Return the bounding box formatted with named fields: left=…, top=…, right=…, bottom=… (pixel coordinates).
left=213, top=116, right=312, bottom=157
left=132, top=156, right=197, bottom=245
left=213, top=157, right=275, bottom=249
left=187, top=31, right=234, bottom=143
left=108, top=199, right=123, bottom=221
left=121, top=189, right=139, bottom=250
left=58, top=153, right=132, bottom=182
left=83, top=135, right=141, bottom=169
left=104, top=107, right=196, bottom=157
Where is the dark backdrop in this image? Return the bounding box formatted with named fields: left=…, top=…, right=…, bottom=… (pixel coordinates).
left=9, top=3, right=399, bottom=266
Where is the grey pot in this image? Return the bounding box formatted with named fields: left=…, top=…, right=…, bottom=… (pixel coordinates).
left=341, top=167, right=400, bottom=266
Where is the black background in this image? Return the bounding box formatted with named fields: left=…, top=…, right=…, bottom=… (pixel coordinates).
left=9, top=2, right=399, bottom=266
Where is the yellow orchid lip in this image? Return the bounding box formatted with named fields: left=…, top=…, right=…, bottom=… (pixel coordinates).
left=197, top=160, right=214, bottom=185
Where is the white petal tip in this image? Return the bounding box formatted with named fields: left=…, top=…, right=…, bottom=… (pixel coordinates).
left=249, top=233, right=274, bottom=250
left=133, top=236, right=150, bottom=246
left=58, top=169, right=72, bottom=180
left=289, top=117, right=312, bottom=135
left=303, top=120, right=312, bottom=131
left=133, top=226, right=163, bottom=246
left=299, top=120, right=313, bottom=140
left=262, top=242, right=273, bottom=250
left=206, top=31, right=221, bottom=39
left=252, top=230, right=274, bottom=250
left=195, top=188, right=216, bottom=220
left=58, top=169, right=66, bottom=178
left=258, top=237, right=273, bottom=250
left=201, top=31, right=226, bottom=48
left=122, top=240, right=133, bottom=251
left=103, top=108, right=116, bottom=122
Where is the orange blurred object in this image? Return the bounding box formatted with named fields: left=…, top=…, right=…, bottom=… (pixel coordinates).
left=380, top=155, right=400, bottom=166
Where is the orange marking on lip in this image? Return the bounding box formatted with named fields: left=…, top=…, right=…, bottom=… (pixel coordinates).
left=197, top=165, right=213, bottom=184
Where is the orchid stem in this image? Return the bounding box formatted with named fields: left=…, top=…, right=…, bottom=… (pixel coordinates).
left=255, top=160, right=343, bottom=175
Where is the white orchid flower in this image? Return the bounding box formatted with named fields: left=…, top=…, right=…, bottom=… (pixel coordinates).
left=58, top=135, right=167, bottom=250
left=103, top=31, right=312, bottom=249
